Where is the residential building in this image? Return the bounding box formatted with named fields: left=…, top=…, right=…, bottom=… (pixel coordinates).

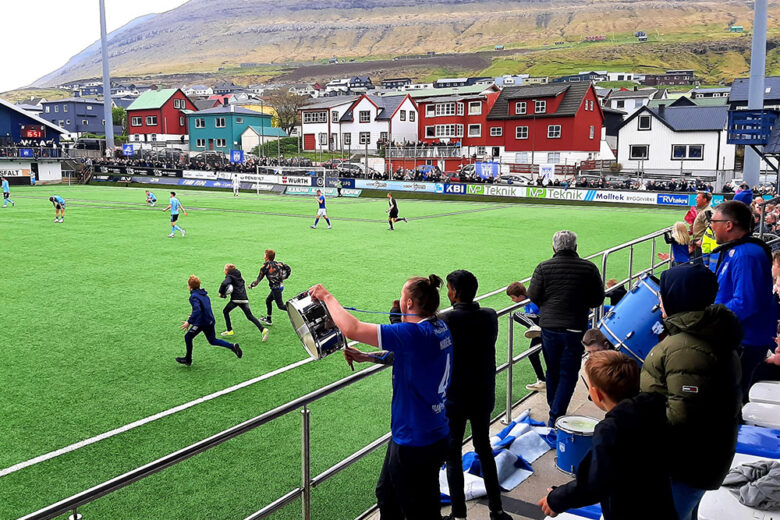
left=127, top=88, right=197, bottom=147
left=380, top=78, right=412, bottom=89
left=183, top=85, right=214, bottom=97
left=606, top=72, right=636, bottom=82
left=417, top=90, right=502, bottom=157
left=213, top=81, right=237, bottom=95
left=40, top=98, right=121, bottom=139
left=240, top=125, right=289, bottom=153
left=524, top=77, right=550, bottom=85
left=605, top=88, right=666, bottom=116
left=299, top=96, right=360, bottom=151
left=728, top=76, right=780, bottom=110
left=617, top=105, right=735, bottom=174
left=325, top=78, right=351, bottom=94
left=494, top=74, right=529, bottom=87
left=348, top=76, right=374, bottom=92
left=690, top=87, right=730, bottom=99
left=484, top=82, right=605, bottom=164
left=553, top=72, right=608, bottom=83
left=640, top=70, right=696, bottom=86
left=601, top=107, right=626, bottom=151
left=188, top=105, right=281, bottom=154
left=433, top=77, right=493, bottom=89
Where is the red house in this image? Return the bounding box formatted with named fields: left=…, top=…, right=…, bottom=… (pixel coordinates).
left=127, top=88, right=197, bottom=147
left=485, top=83, right=604, bottom=165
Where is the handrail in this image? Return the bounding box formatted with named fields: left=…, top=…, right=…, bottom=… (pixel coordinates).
left=19, top=228, right=671, bottom=520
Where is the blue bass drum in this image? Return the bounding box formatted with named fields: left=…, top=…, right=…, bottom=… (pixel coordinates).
left=555, top=415, right=600, bottom=475
left=598, top=274, right=664, bottom=363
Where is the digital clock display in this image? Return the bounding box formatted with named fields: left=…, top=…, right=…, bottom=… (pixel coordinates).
left=20, top=125, right=45, bottom=139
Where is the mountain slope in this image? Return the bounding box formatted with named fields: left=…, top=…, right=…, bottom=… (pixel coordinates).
left=33, top=0, right=778, bottom=86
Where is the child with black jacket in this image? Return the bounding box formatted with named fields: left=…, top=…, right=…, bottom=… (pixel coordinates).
left=539, top=350, right=677, bottom=520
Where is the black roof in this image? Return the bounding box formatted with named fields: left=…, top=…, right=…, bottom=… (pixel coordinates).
left=487, top=83, right=590, bottom=120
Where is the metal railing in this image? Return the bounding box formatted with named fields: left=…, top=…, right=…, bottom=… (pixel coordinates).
left=386, top=145, right=462, bottom=158
left=19, top=228, right=671, bottom=520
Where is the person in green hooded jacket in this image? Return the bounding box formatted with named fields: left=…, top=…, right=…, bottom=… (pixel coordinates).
left=640, top=263, right=742, bottom=520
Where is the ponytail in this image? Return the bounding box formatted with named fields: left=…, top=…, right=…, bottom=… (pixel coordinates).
left=406, top=274, right=443, bottom=318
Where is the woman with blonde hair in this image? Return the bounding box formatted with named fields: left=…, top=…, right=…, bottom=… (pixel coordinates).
left=662, top=222, right=691, bottom=266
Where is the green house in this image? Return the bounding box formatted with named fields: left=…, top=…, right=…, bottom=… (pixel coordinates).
left=187, top=106, right=277, bottom=153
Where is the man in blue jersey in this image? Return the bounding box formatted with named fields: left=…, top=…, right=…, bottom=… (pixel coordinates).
left=49, top=195, right=65, bottom=222
left=162, top=191, right=187, bottom=238
left=711, top=200, right=775, bottom=399
left=2, top=177, right=14, bottom=208
left=310, top=275, right=452, bottom=519
left=310, top=189, right=331, bottom=229
left=177, top=275, right=242, bottom=366
left=145, top=190, right=157, bottom=207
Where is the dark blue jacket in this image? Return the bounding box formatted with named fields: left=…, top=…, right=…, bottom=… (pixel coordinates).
left=733, top=189, right=754, bottom=206
left=714, top=237, right=775, bottom=347
left=188, top=288, right=216, bottom=327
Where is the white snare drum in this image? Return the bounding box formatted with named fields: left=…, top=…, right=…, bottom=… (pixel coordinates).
left=287, top=291, right=347, bottom=360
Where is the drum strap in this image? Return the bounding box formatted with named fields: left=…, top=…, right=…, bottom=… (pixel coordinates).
left=343, top=306, right=418, bottom=317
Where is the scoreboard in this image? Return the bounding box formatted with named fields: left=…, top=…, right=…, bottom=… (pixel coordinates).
left=20, top=125, right=46, bottom=139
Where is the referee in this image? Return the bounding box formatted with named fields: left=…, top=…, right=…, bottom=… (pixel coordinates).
left=386, top=192, right=408, bottom=230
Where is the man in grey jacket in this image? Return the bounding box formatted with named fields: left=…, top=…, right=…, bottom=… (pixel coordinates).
left=528, top=230, right=605, bottom=426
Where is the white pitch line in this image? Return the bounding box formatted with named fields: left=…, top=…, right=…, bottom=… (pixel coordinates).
left=0, top=357, right=313, bottom=478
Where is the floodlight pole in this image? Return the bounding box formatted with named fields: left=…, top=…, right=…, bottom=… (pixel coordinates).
left=99, top=0, right=115, bottom=154
left=744, top=0, right=768, bottom=188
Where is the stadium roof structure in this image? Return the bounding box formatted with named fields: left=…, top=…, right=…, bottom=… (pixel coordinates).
left=127, top=89, right=180, bottom=110
left=487, top=82, right=592, bottom=120
left=619, top=105, right=729, bottom=132
left=0, top=97, right=67, bottom=135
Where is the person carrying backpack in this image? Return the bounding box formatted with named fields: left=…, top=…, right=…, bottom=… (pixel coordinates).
left=249, top=249, right=292, bottom=326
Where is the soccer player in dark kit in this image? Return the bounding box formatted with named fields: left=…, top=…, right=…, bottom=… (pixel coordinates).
left=386, top=192, right=408, bottom=230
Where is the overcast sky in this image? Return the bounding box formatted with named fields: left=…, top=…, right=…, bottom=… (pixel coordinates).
left=0, top=0, right=189, bottom=93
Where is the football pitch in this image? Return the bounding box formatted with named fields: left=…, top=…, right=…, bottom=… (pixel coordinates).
left=0, top=185, right=676, bottom=519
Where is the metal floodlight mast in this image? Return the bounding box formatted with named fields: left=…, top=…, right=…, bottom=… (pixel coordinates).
left=744, top=0, right=768, bottom=188
left=99, top=0, right=115, bottom=153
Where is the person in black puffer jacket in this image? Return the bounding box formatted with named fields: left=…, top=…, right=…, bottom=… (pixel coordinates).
left=219, top=264, right=268, bottom=341
left=528, top=230, right=605, bottom=426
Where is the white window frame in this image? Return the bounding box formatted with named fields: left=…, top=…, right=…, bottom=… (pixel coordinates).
left=45, top=106, right=50, bottom=113
left=477, top=146, right=486, bottom=155
left=516, top=101, right=526, bottom=115
left=146, top=116, right=157, bottom=126
left=196, top=138, right=206, bottom=148
left=490, top=127, right=503, bottom=137
left=457, top=103, right=465, bottom=116
left=535, top=100, right=546, bottom=113
left=435, top=103, right=456, bottom=116
left=195, top=118, right=205, bottom=128
left=516, top=126, right=529, bottom=139
left=54, top=106, right=59, bottom=113
left=131, top=116, right=142, bottom=127
left=86, top=105, right=93, bottom=111
left=303, top=111, right=327, bottom=124
left=547, top=152, right=561, bottom=164
left=468, top=124, right=481, bottom=137
left=151, top=134, right=157, bottom=142
left=589, top=125, right=595, bottom=139
left=426, top=105, right=435, bottom=118
left=216, top=138, right=226, bottom=148
left=434, top=124, right=463, bottom=138
left=468, top=101, right=482, bottom=115
left=425, top=126, right=435, bottom=138
left=547, top=125, right=561, bottom=139
left=343, top=133, right=352, bottom=146
left=331, top=110, right=339, bottom=122
left=319, top=133, right=328, bottom=145
left=629, top=144, right=649, bottom=160
left=236, top=117, right=244, bottom=124
left=409, top=111, right=415, bottom=122
left=638, top=115, right=652, bottom=131
left=180, top=116, right=185, bottom=126
left=359, top=131, right=371, bottom=144
left=671, top=144, right=704, bottom=161
left=215, top=117, right=226, bottom=128
left=399, top=110, right=406, bottom=121
left=359, top=111, right=371, bottom=123
left=63, top=105, right=68, bottom=112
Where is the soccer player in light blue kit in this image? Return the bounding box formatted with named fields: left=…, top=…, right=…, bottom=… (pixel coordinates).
left=162, top=191, right=187, bottom=237
left=145, top=190, right=157, bottom=207
left=309, top=275, right=452, bottom=518
left=1, top=177, right=14, bottom=207
left=310, top=189, right=331, bottom=229
left=49, top=195, right=65, bottom=222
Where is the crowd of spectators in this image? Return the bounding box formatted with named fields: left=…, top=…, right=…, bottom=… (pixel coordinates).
left=93, top=155, right=314, bottom=173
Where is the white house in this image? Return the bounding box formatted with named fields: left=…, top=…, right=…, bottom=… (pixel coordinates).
left=325, top=78, right=351, bottom=94
left=299, top=96, right=360, bottom=152
left=617, top=105, right=735, bottom=175
left=184, top=85, right=214, bottom=97
left=606, top=88, right=666, bottom=116
left=335, top=94, right=418, bottom=151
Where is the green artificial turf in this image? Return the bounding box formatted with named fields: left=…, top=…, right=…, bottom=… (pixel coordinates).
left=0, top=185, right=677, bottom=519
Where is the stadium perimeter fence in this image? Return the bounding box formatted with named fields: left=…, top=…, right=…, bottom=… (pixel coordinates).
left=19, top=228, right=672, bottom=520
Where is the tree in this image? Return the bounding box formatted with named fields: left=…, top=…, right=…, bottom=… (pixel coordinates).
left=265, top=90, right=308, bottom=135
left=112, top=107, right=127, bottom=134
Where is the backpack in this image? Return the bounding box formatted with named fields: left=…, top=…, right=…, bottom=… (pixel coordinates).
left=279, top=262, right=292, bottom=280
